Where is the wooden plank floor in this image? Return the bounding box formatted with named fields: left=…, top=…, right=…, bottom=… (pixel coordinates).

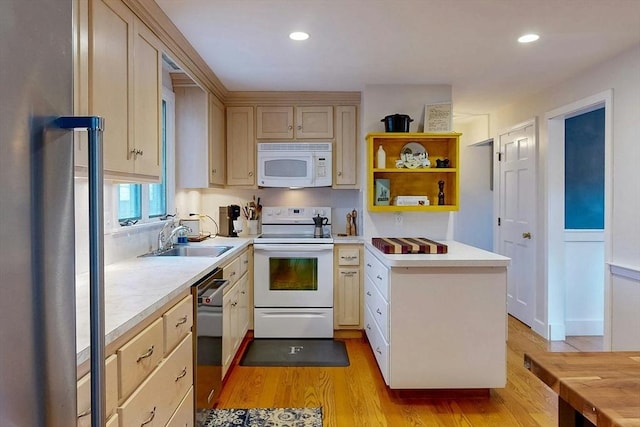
left=216, top=316, right=603, bottom=426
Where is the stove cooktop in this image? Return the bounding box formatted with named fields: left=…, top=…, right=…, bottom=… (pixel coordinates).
left=256, top=206, right=333, bottom=244
left=258, top=233, right=331, bottom=239
left=254, top=233, right=333, bottom=244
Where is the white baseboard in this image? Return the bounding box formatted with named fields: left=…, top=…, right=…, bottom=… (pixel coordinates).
left=565, top=319, right=604, bottom=336
left=549, top=322, right=566, bottom=341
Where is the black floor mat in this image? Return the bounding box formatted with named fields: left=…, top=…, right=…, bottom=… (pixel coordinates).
left=239, top=339, right=350, bottom=367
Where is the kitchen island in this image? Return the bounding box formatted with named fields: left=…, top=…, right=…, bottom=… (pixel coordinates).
left=364, top=240, right=510, bottom=390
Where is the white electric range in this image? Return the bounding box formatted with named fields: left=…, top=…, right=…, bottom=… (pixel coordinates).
left=253, top=207, right=334, bottom=338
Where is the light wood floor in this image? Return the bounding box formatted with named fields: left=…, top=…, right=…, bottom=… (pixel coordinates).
left=216, top=316, right=603, bottom=426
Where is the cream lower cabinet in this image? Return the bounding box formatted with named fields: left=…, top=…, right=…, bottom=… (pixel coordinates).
left=77, top=355, right=119, bottom=427
left=118, top=333, right=193, bottom=426
left=166, top=387, right=194, bottom=427
left=222, top=249, right=251, bottom=378
left=77, top=294, right=194, bottom=426
left=364, top=247, right=507, bottom=389
left=334, top=245, right=362, bottom=329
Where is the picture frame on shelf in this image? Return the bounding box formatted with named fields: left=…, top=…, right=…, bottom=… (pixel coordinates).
left=374, top=179, right=390, bottom=206
left=424, top=102, right=452, bottom=132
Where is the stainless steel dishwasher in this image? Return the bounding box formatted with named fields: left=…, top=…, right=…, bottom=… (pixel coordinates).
left=191, top=267, right=228, bottom=409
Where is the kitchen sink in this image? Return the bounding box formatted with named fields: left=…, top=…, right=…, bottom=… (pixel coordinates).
left=144, top=245, right=233, bottom=258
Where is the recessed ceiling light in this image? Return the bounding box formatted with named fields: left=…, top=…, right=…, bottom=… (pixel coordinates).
left=289, top=31, right=309, bottom=41
left=518, top=33, right=540, bottom=43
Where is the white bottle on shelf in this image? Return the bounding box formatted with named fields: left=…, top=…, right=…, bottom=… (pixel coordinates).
left=377, top=145, right=386, bottom=169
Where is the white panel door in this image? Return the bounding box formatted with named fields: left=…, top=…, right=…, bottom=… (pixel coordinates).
left=499, top=122, right=536, bottom=325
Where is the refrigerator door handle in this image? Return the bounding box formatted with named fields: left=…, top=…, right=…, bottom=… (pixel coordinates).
left=56, top=116, right=106, bottom=427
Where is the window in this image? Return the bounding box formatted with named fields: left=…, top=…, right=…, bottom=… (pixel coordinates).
left=116, top=91, right=174, bottom=226
left=117, top=184, right=141, bottom=221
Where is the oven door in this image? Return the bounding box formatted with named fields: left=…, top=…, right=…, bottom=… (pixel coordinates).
left=253, top=243, right=333, bottom=307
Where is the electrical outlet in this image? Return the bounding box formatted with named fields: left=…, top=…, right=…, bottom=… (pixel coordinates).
left=394, top=212, right=403, bottom=226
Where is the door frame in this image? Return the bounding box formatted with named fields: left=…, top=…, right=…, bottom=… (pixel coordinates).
left=545, top=90, right=613, bottom=346
left=493, top=118, right=538, bottom=328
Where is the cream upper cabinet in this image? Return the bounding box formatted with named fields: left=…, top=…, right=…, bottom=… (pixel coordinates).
left=226, top=106, right=255, bottom=186
left=256, top=106, right=333, bottom=139
left=333, top=105, right=358, bottom=188
left=175, top=84, right=208, bottom=189
left=256, top=106, right=293, bottom=139
left=131, top=18, right=162, bottom=178
left=296, top=106, right=333, bottom=138
left=175, top=78, right=226, bottom=188
left=209, top=95, right=226, bottom=186
left=89, top=0, right=161, bottom=181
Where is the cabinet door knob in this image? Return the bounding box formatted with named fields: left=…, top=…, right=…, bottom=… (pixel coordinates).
left=337, top=171, right=342, bottom=176
left=288, top=125, right=293, bottom=130
left=297, top=125, right=302, bottom=130
left=248, top=171, right=254, bottom=177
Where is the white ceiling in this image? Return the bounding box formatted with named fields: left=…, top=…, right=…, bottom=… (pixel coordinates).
left=155, top=0, right=640, bottom=114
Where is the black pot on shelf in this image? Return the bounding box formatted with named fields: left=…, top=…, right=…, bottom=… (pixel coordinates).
left=381, top=114, right=413, bottom=132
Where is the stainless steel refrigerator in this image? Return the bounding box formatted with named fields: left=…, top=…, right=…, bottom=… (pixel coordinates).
left=1, top=1, right=105, bottom=425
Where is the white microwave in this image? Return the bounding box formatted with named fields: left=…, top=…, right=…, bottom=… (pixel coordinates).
left=257, top=142, right=332, bottom=188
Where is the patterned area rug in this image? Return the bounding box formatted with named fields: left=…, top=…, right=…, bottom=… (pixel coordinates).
left=197, top=407, right=323, bottom=427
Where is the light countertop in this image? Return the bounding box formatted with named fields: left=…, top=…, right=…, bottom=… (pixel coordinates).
left=75, top=237, right=253, bottom=366
left=365, top=240, right=510, bottom=268
left=76, top=237, right=508, bottom=366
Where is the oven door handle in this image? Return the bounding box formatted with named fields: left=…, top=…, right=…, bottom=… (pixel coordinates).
left=254, top=244, right=333, bottom=252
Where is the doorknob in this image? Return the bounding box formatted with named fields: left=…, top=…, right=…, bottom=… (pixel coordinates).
left=522, top=232, right=532, bottom=239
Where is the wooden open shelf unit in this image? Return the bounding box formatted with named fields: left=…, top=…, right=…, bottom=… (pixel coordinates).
left=367, top=132, right=461, bottom=212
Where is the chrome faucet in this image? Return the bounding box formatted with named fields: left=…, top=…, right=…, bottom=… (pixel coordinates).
left=157, top=223, right=191, bottom=253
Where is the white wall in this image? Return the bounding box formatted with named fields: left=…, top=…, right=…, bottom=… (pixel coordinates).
left=488, top=45, right=640, bottom=348
left=195, top=187, right=362, bottom=237
left=361, top=84, right=453, bottom=240
left=453, top=115, right=493, bottom=251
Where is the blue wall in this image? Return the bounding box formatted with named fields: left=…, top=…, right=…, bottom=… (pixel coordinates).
left=564, top=108, right=605, bottom=229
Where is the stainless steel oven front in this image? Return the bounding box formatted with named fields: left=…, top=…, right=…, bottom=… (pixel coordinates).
left=253, top=243, right=334, bottom=338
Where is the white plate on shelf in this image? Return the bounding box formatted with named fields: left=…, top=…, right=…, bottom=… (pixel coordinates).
left=401, top=142, right=426, bottom=157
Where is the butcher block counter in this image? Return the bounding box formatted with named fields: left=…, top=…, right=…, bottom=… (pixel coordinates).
left=525, top=351, right=640, bottom=427
left=363, top=240, right=510, bottom=390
